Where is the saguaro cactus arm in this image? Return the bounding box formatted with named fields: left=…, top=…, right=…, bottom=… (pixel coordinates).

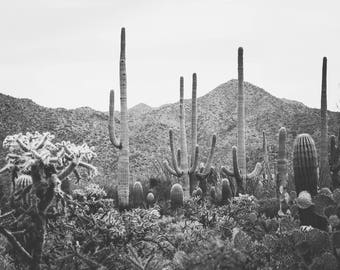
left=108, top=90, right=122, bottom=149
left=163, top=129, right=184, bottom=177
left=196, top=134, right=217, bottom=178
left=262, top=131, right=272, bottom=181
left=247, top=162, right=263, bottom=179
left=229, top=145, right=262, bottom=194
left=189, top=145, right=199, bottom=174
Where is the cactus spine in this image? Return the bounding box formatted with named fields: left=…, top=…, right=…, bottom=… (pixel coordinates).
left=320, top=57, right=332, bottom=189
left=237, top=47, right=246, bottom=185
left=108, top=27, right=130, bottom=208
left=164, top=74, right=216, bottom=199
left=293, top=134, right=318, bottom=196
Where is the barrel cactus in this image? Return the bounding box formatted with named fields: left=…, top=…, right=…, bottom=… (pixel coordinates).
left=170, top=183, right=184, bottom=209
left=146, top=192, right=155, bottom=206
left=221, top=178, right=233, bottom=204
left=132, top=181, right=144, bottom=208
left=293, top=134, right=318, bottom=196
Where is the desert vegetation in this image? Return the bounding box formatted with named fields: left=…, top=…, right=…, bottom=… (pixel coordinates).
left=0, top=27, right=340, bottom=270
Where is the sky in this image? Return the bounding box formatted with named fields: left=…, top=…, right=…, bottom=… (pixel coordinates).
left=0, top=0, right=339, bottom=111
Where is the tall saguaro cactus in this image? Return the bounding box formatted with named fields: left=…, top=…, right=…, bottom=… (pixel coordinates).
left=237, top=47, right=246, bottom=184
left=221, top=47, right=262, bottom=194
left=277, top=127, right=288, bottom=213
left=109, top=27, right=130, bottom=208
left=191, top=74, right=217, bottom=194
left=320, top=57, right=332, bottom=189
left=164, top=74, right=216, bottom=199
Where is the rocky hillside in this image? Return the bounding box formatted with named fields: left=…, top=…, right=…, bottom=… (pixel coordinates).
left=1, top=79, right=339, bottom=186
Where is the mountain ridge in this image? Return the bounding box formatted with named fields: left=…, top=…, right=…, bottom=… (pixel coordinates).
left=1, top=80, right=339, bottom=186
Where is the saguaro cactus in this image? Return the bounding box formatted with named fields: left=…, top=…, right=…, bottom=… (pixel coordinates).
left=221, top=47, right=262, bottom=194
left=293, top=134, right=318, bottom=196
left=108, top=27, right=130, bottom=208
left=237, top=47, right=246, bottom=184
left=277, top=127, right=288, bottom=192
left=320, top=57, right=332, bottom=189
left=164, top=74, right=216, bottom=199
left=277, top=127, right=288, bottom=214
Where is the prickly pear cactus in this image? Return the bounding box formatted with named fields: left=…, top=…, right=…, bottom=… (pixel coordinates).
left=293, top=134, right=318, bottom=196
left=170, top=183, right=184, bottom=209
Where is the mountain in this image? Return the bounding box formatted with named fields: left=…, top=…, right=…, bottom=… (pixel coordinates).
left=1, top=80, right=339, bottom=186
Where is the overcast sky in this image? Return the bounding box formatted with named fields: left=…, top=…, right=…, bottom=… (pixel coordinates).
left=0, top=0, right=339, bottom=111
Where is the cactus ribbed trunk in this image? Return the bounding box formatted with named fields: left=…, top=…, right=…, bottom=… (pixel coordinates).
left=277, top=127, right=288, bottom=188
left=237, top=47, right=246, bottom=187
left=179, top=77, right=190, bottom=199
left=262, top=131, right=272, bottom=181
left=293, top=134, right=318, bottom=196
left=191, top=73, right=197, bottom=167
left=118, top=28, right=130, bottom=208
left=189, top=73, right=198, bottom=195
left=164, top=73, right=213, bottom=199
left=319, top=57, right=331, bottom=189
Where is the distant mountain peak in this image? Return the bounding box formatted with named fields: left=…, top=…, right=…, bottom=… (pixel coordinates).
left=129, top=102, right=153, bottom=114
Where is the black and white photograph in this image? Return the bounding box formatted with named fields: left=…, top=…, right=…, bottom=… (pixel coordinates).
left=0, top=1, right=340, bottom=269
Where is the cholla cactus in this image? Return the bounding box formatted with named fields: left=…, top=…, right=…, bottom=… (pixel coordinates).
left=0, top=131, right=97, bottom=197
left=108, top=27, right=130, bottom=208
